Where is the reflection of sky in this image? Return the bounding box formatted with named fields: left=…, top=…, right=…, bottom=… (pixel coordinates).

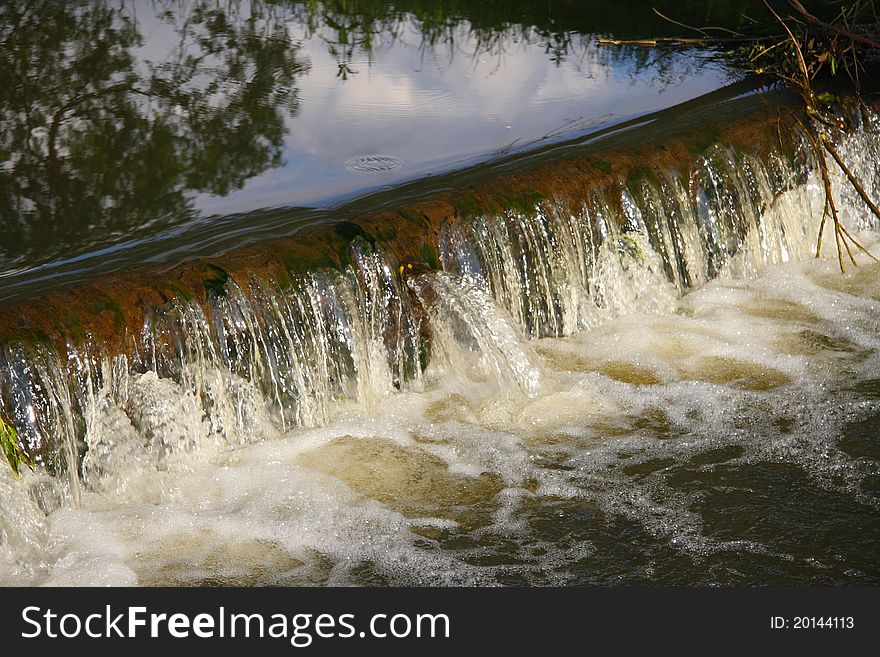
left=193, top=17, right=733, bottom=214
left=0, top=3, right=742, bottom=302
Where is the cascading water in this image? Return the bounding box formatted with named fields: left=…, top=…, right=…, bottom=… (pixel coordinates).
left=1, top=110, right=879, bottom=586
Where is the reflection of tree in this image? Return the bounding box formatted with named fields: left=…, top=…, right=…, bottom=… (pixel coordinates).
left=0, top=0, right=753, bottom=274
left=294, top=2, right=406, bottom=79
left=292, top=0, right=768, bottom=72
left=0, top=0, right=307, bottom=271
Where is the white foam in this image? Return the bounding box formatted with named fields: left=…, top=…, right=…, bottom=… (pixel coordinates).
left=3, top=116, right=880, bottom=585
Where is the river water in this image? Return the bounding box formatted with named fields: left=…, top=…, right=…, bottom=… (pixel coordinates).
left=1, top=1, right=878, bottom=586
left=1, top=0, right=740, bottom=301
left=3, top=116, right=880, bottom=585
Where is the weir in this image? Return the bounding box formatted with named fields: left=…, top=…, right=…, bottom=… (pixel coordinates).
left=1, top=84, right=879, bottom=506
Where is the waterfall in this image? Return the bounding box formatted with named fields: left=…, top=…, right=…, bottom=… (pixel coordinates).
left=1, top=108, right=879, bottom=510
left=437, top=130, right=878, bottom=339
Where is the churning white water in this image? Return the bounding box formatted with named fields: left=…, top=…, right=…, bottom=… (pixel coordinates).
left=2, top=115, right=880, bottom=586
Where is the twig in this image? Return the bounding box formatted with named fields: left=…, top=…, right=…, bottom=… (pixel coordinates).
left=597, top=34, right=779, bottom=47
left=783, top=107, right=848, bottom=268
left=820, top=132, right=880, bottom=226
left=764, top=0, right=813, bottom=91
left=749, top=39, right=788, bottom=61
left=827, top=174, right=847, bottom=271
left=814, top=137, right=846, bottom=268
left=839, top=221, right=879, bottom=261
left=652, top=8, right=746, bottom=38
left=787, top=0, right=880, bottom=49
left=596, top=37, right=707, bottom=46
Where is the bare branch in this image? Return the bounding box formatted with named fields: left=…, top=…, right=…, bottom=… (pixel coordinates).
left=652, top=7, right=747, bottom=37
left=821, top=132, right=880, bottom=225
left=787, top=0, right=880, bottom=49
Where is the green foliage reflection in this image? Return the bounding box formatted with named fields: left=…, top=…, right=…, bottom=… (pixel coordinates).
left=0, top=0, right=307, bottom=269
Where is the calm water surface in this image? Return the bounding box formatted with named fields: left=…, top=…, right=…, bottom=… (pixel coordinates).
left=0, top=0, right=752, bottom=298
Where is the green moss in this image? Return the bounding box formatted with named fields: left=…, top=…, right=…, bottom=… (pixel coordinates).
left=203, top=263, right=231, bottom=300
left=453, top=192, right=485, bottom=218
left=686, top=127, right=721, bottom=157
left=87, top=295, right=126, bottom=330
left=398, top=208, right=429, bottom=225
left=374, top=225, right=398, bottom=243
left=334, top=221, right=375, bottom=246
left=272, top=267, right=295, bottom=290
left=418, top=335, right=432, bottom=375
left=588, top=157, right=613, bottom=174
left=161, top=280, right=195, bottom=303
left=0, top=327, right=51, bottom=347
left=282, top=252, right=335, bottom=276
left=419, top=243, right=441, bottom=269
left=1, top=416, right=33, bottom=477
left=522, top=189, right=546, bottom=206
left=618, top=233, right=645, bottom=260
left=58, top=312, right=85, bottom=342
left=627, top=164, right=660, bottom=187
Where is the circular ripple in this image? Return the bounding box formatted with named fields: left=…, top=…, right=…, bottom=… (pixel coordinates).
left=344, top=154, right=404, bottom=173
